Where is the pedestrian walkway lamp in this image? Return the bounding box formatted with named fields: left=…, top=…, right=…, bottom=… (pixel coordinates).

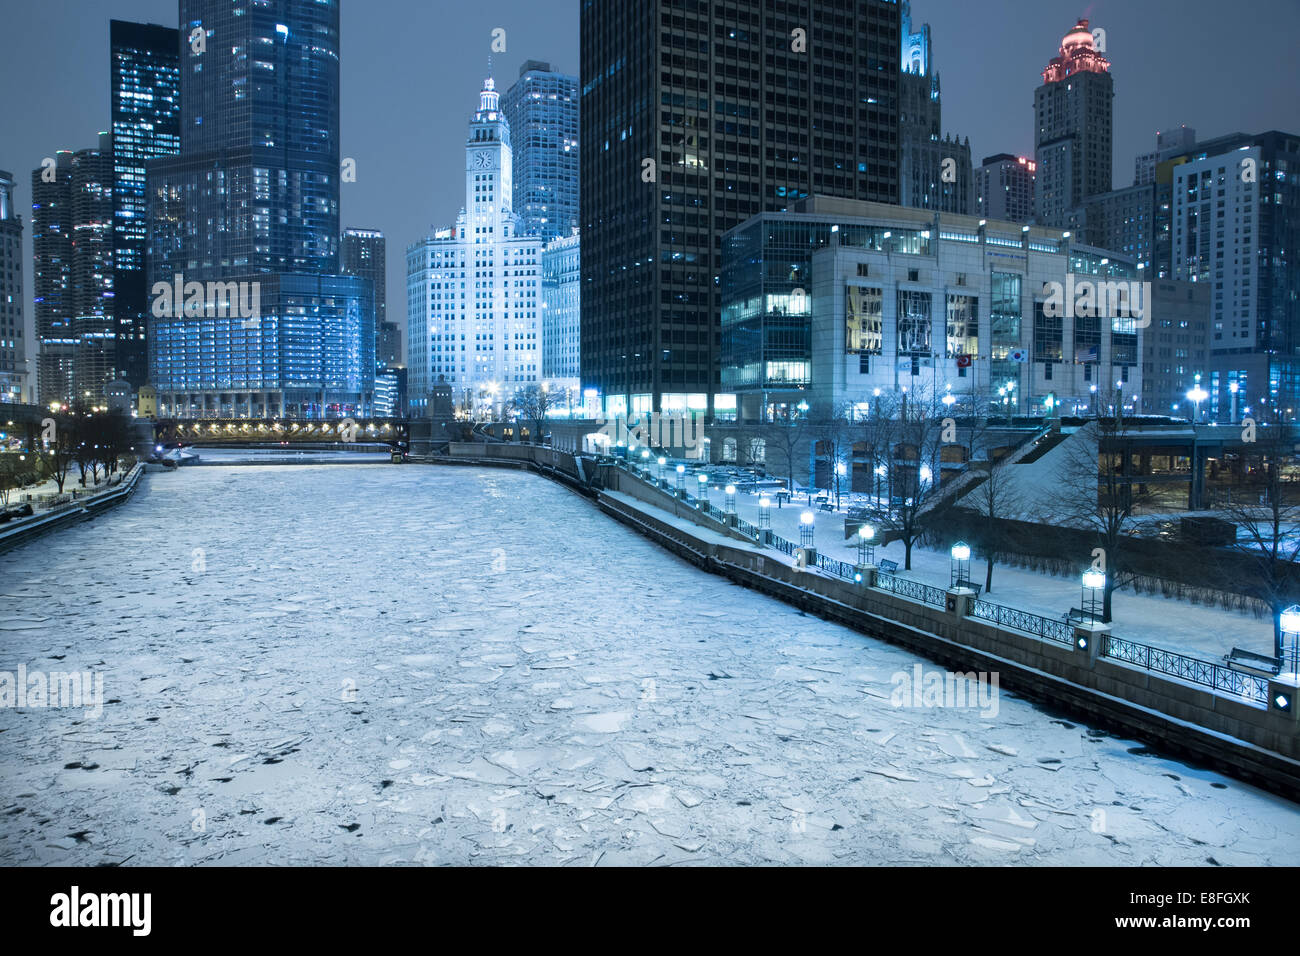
left=1280, top=606, right=1300, bottom=678
left=640, top=448, right=651, bottom=477
left=835, top=461, right=846, bottom=509
left=724, top=484, right=737, bottom=514
left=857, top=524, right=875, bottom=566
left=950, top=541, right=971, bottom=588
left=657, top=456, right=667, bottom=483
left=697, top=473, right=709, bottom=505
left=675, top=464, right=686, bottom=492
left=1187, top=376, right=1208, bottom=424
left=759, top=497, right=772, bottom=529
left=1082, top=569, right=1105, bottom=623
left=800, top=511, right=816, bottom=548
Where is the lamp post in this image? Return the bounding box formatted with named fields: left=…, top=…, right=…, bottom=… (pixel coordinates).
left=1187, top=374, right=1208, bottom=424
left=657, top=456, right=667, bottom=483
left=1082, top=569, right=1105, bottom=623
left=1090, top=383, right=1098, bottom=418
left=1280, top=606, right=1300, bottom=676
left=675, top=464, right=686, bottom=492
left=640, top=448, right=651, bottom=477
left=835, top=461, right=846, bottom=510
left=1229, top=381, right=1240, bottom=424
left=950, top=541, right=971, bottom=589
left=724, top=484, right=737, bottom=514
left=800, top=510, right=815, bottom=549
left=697, top=472, right=709, bottom=506
left=758, top=497, right=772, bottom=530
left=857, top=524, right=875, bottom=566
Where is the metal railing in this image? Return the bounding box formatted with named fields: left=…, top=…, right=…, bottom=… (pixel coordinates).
left=815, top=553, right=858, bottom=580
left=875, top=571, right=948, bottom=608
left=606, top=453, right=1271, bottom=708
left=970, top=599, right=1075, bottom=646
left=1103, top=635, right=1270, bottom=705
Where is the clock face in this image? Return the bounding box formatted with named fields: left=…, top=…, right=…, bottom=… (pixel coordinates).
left=474, top=151, right=494, bottom=170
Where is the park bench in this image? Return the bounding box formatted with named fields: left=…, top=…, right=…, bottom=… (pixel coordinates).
left=1222, top=647, right=1281, bottom=677
left=877, top=559, right=899, bottom=574
left=1063, top=608, right=1092, bottom=625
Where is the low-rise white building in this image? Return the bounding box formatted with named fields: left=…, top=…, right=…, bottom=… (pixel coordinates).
left=722, top=197, right=1146, bottom=421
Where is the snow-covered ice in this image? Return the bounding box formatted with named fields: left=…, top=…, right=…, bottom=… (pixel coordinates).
left=0, top=464, right=1297, bottom=866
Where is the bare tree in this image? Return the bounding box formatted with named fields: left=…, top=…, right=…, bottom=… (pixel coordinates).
left=963, top=454, right=1029, bottom=594
left=870, top=387, right=950, bottom=570
left=810, top=401, right=858, bottom=509
left=35, top=414, right=77, bottom=494
left=1215, top=413, right=1300, bottom=659
left=768, top=406, right=811, bottom=495
left=1053, top=417, right=1157, bottom=623
left=508, top=385, right=554, bottom=444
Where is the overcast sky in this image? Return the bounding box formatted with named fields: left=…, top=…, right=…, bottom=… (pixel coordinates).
left=2, top=0, right=1298, bottom=368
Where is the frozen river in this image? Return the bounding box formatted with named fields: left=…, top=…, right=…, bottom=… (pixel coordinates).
left=1, top=464, right=1298, bottom=865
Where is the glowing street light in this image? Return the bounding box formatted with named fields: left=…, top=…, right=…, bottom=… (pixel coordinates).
left=950, top=541, right=971, bottom=588
left=1187, top=382, right=1209, bottom=423
left=1082, top=569, right=1106, bottom=622
left=857, top=524, right=875, bottom=566
left=697, top=472, right=709, bottom=506
left=759, top=496, right=772, bottom=529
left=724, top=484, right=737, bottom=514
left=1280, top=606, right=1300, bottom=679
left=675, top=463, right=686, bottom=491
left=800, top=510, right=816, bottom=548
left=657, top=456, right=667, bottom=482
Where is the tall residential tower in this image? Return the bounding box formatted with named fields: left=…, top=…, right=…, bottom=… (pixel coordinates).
left=1034, top=18, right=1113, bottom=228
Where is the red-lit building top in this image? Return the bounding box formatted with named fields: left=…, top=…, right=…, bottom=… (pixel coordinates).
left=1041, top=18, right=1111, bottom=83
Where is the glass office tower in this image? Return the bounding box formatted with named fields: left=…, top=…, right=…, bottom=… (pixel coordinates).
left=111, top=20, right=180, bottom=390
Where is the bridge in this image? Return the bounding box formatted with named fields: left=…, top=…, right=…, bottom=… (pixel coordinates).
left=153, top=417, right=410, bottom=449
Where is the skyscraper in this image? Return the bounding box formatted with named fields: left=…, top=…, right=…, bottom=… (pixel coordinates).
left=898, top=1, right=971, bottom=216
left=581, top=0, right=902, bottom=419
left=1034, top=18, right=1113, bottom=227
left=542, top=232, right=581, bottom=390
left=501, top=61, right=580, bottom=243
left=1164, top=130, right=1300, bottom=419
left=147, top=0, right=373, bottom=419
left=406, top=78, right=542, bottom=414
left=975, top=154, right=1036, bottom=224
left=1134, top=126, right=1196, bottom=188
left=110, top=20, right=180, bottom=391
left=32, top=139, right=116, bottom=408
left=341, top=228, right=387, bottom=327
left=0, top=171, right=25, bottom=403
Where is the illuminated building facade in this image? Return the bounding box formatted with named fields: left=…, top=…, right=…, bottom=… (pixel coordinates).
left=1034, top=18, right=1113, bottom=227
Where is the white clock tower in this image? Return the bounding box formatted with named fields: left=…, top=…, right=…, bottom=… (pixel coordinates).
left=466, top=77, right=513, bottom=227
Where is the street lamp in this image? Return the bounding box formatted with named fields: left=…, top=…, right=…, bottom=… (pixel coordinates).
left=724, top=484, right=737, bottom=514
left=1229, top=381, right=1240, bottom=424
left=657, top=456, right=667, bottom=483
left=857, top=524, right=875, bottom=566
left=1187, top=382, right=1209, bottom=423
left=640, top=448, right=651, bottom=476
left=800, top=510, right=816, bottom=548
left=1082, top=569, right=1106, bottom=623
left=697, top=472, right=709, bottom=505
left=950, top=541, right=971, bottom=589
left=759, top=496, right=772, bottom=529
left=675, top=464, right=686, bottom=491
left=1280, top=606, right=1300, bottom=677
left=835, top=461, right=846, bottom=510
